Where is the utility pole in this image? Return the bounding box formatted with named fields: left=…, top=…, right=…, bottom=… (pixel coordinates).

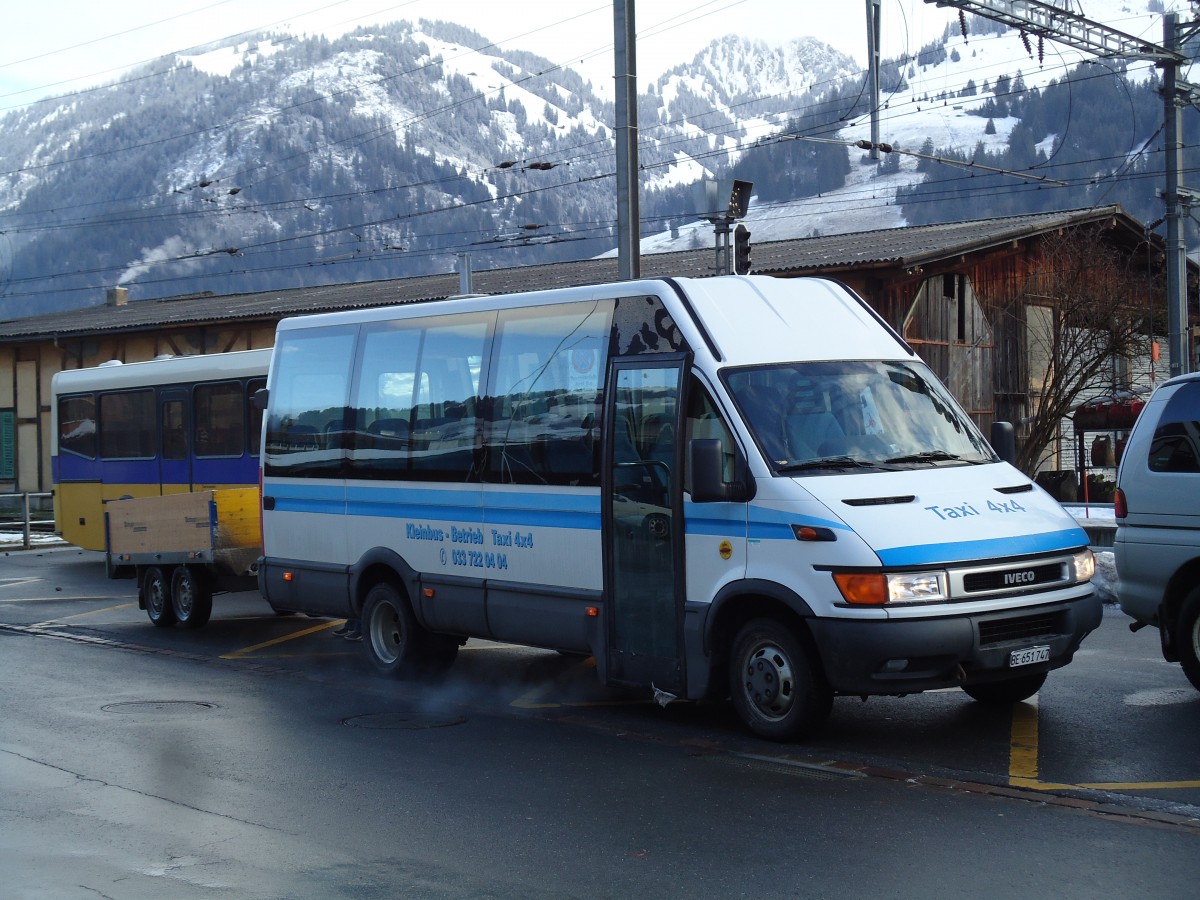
left=613, top=0, right=640, bottom=280
left=926, top=0, right=1192, bottom=375
left=866, top=0, right=882, bottom=162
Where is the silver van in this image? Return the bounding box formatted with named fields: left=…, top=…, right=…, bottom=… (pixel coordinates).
left=1114, top=371, right=1200, bottom=691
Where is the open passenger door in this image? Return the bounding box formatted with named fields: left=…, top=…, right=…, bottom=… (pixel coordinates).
left=603, top=356, right=687, bottom=694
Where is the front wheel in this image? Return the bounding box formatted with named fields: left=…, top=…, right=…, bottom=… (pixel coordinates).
left=962, top=671, right=1047, bottom=705
left=1176, top=587, right=1200, bottom=693
left=729, top=618, right=832, bottom=741
left=171, top=566, right=213, bottom=629
left=143, top=566, right=176, bottom=628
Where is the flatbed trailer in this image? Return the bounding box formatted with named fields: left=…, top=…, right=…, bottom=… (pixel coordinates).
left=105, top=487, right=261, bottom=628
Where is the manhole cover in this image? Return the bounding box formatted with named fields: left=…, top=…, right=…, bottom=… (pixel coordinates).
left=101, top=701, right=219, bottom=714
left=341, top=712, right=466, bottom=730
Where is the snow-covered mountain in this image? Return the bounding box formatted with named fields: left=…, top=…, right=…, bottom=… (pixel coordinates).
left=0, top=1, right=1191, bottom=319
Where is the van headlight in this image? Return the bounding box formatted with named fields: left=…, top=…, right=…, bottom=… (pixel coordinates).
left=833, top=570, right=948, bottom=605
left=1072, top=549, right=1095, bottom=583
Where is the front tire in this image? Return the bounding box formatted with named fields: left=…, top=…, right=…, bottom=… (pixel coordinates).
left=171, top=566, right=213, bottom=629
left=729, top=618, right=832, bottom=741
left=962, top=671, right=1047, bottom=705
left=1176, top=587, right=1200, bottom=692
left=143, top=566, right=176, bottom=628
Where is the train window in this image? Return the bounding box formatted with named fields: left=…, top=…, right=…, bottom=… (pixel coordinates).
left=58, top=394, right=97, bottom=459
left=195, top=381, right=245, bottom=457
left=162, top=398, right=186, bottom=460
left=247, top=378, right=266, bottom=456
left=98, top=390, right=154, bottom=459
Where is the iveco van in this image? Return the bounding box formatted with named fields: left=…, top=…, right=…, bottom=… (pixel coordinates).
left=258, top=275, right=1100, bottom=740
left=1114, top=371, right=1200, bottom=692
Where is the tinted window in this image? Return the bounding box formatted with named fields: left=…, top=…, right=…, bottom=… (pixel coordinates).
left=484, top=302, right=610, bottom=485
left=195, top=381, right=245, bottom=457
left=1148, top=382, right=1200, bottom=473
left=99, top=390, right=155, bottom=459
left=58, top=394, right=97, bottom=459
left=351, top=315, right=490, bottom=481
left=265, top=328, right=356, bottom=474
left=612, top=295, right=684, bottom=356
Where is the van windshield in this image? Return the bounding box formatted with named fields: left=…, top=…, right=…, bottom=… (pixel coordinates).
left=725, top=360, right=996, bottom=474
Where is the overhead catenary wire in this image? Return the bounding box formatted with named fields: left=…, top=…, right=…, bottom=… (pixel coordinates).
left=0, top=2, right=1190, bottom=301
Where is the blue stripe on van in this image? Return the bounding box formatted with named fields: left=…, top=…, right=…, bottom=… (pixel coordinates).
left=271, top=482, right=867, bottom=542
left=875, top=527, right=1088, bottom=566
left=747, top=506, right=852, bottom=541
left=271, top=483, right=604, bottom=531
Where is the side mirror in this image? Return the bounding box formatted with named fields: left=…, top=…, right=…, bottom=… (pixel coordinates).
left=252, top=387, right=269, bottom=411
left=990, top=421, right=1016, bottom=465
left=689, top=439, right=753, bottom=503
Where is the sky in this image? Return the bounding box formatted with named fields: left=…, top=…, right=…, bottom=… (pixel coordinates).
left=0, top=0, right=967, bottom=110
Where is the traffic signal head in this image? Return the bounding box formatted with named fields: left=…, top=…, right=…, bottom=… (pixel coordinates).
left=733, top=223, right=752, bottom=275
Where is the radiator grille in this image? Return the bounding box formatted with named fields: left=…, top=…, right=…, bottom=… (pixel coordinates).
left=978, top=612, right=1063, bottom=647
left=962, top=562, right=1066, bottom=594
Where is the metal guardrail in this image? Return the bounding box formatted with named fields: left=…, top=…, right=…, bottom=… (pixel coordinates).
left=1062, top=503, right=1116, bottom=549
left=0, top=491, right=57, bottom=551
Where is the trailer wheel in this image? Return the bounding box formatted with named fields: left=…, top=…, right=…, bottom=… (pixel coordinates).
left=962, top=672, right=1046, bottom=705
left=171, top=565, right=213, bottom=629
left=143, top=566, right=176, bottom=628
left=729, top=618, right=832, bottom=741
left=362, top=582, right=427, bottom=677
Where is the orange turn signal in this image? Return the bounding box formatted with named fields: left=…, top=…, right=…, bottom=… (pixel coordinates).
left=282, top=571, right=294, bottom=582
left=832, top=572, right=887, bottom=605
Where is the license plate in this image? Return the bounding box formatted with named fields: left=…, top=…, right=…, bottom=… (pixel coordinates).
left=1009, top=645, right=1050, bottom=667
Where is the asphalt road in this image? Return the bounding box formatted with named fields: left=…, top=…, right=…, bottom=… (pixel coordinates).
left=2, top=546, right=1198, bottom=898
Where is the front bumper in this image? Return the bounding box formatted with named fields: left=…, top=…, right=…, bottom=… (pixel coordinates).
left=807, top=591, right=1102, bottom=695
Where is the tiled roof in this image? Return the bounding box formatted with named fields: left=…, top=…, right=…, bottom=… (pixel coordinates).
left=0, top=206, right=1139, bottom=343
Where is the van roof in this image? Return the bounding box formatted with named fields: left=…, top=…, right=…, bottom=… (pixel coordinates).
left=275, top=275, right=916, bottom=368
left=673, top=276, right=915, bottom=367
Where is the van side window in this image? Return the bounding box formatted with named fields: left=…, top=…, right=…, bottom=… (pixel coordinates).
left=685, top=377, right=735, bottom=490
left=352, top=315, right=490, bottom=482
left=484, top=301, right=610, bottom=485
left=1148, top=382, right=1200, bottom=473
left=264, top=327, right=356, bottom=473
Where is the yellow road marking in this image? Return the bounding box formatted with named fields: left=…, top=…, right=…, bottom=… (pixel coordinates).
left=1008, top=694, right=1040, bottom=782
left=1007, top=694, right=1199, bottom=792
left=221, top=619, right=345, bottom=659
left=1075, top=780, right=1200, bottom=790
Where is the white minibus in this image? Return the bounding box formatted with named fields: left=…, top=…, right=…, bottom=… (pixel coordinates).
left=257, top=275, right=1099, bottom=740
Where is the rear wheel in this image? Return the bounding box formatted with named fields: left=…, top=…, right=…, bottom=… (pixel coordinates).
left=1176, top=587, right=1200, bottom=693
left=962, top=671, right=1047, bottom=705
left=362, top=582, right=429, bottom=678
left=729, top=618, right=832, bottom=741
left=143, top=566, right=176, bottom=628
left=171, top=566, right=213, bottom=629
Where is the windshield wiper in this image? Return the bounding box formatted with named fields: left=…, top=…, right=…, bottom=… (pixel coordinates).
left=885, top=449, right=978, bottom=465
left=777, top=455, right=885, bottom=473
